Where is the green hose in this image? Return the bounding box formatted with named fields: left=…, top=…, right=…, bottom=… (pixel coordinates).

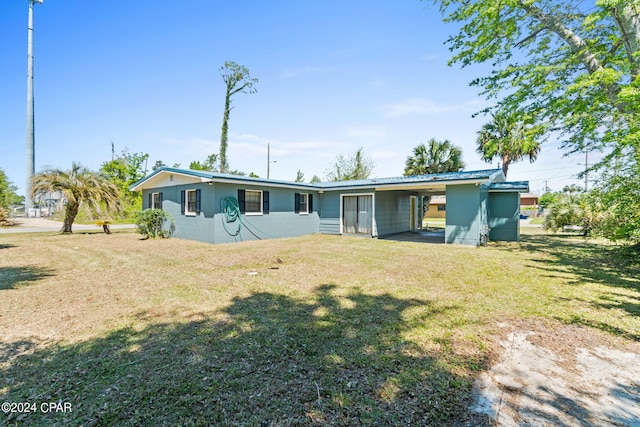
left=220, top=197, right=242, bottom=237
left=219, top=196, right=278, bottom=240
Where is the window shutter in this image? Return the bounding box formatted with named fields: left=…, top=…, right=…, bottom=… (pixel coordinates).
left=294, top=193, right=300, bottom=213
left=159, top=192, right=163, bottom=210
left=148, top=193, right=152, bottom=209
left=309, top=194, right=313, bottom=213
left=238, top=189, right=246, bottom=214
left=195, top=189, right=201, bottom=214
left=180, top=190, right=186, bottom=214
left=263, top=191, right=270, bottom=214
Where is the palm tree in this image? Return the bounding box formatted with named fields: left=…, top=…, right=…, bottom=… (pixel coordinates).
left=476, top=111, right=541, bottom=178
left=31, top=162, right=121, bottom=233
left=404, top=138, right=465, bottom=176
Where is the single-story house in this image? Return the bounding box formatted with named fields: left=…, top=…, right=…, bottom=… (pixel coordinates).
left=520, top=193, right=540, bottom=218
left=425, top=196, right=446, bottom=219
left=130, top=167, right=529, bottom=246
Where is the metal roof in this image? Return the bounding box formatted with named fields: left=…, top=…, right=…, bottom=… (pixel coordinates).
left=130, top=167, right=522, bottom=193
left=489, top=181, right=530, bottom=192
left=129, top=167, right=319, bottom=192
left=315, top=169, right=504, bottom=189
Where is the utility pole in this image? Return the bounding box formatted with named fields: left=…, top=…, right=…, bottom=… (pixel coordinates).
left=25, top=0, right=43, bottom=216
left=267, top=143, right=276, bottom=179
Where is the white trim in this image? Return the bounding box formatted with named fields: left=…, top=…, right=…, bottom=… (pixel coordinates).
left=212, top=177, right=316, bottom=191
left=185, top=189, right=197, bottom=217
left=373, top=179, right=490, bottom=192
left=131, top=171, right=209, bottom=192
left=299, top=193, right=309, bottom=215
left=339, top=192, right=376, bottom=237
left=132, top=169, right=504, bottom=193
left=151, top=192, right=161, bottom=209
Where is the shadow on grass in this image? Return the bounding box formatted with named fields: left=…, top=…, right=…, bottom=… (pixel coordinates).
left=0, top=243, right=17, bottom=250
left=508, top=234, right=640, bottom=340
left=0, top=266, right=55, bottom=290
left=0, top=285, right=488, bottom=426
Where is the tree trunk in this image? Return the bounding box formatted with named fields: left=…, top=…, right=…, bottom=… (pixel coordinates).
left=220, top=87, right=231, bottom=173
left=502, top=154, right=511, bottom=178
left=61, top=202, right=78, bottom=234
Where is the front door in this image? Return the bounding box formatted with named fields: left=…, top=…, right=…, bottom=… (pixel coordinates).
left=343, top=195, right=373, bottom=235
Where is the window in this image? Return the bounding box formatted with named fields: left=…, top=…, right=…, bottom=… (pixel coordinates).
left=245, top=190, right=262, bottom=214
left=295, top=193, right=312, bottom=214
left=152, top=192, right=162, bottom=209
left=148, top=192, right=163, bottom=209
left=295, top=193, right=313, bottom=214
left=238, top=189, right=269, bottom=215
left=299, top=194, right=308, bottom=213
left=181, top=189, right=201, bottom=216
left=437, top=205, right=446, bottom=212
left=187, top=190, right=197, bottom=214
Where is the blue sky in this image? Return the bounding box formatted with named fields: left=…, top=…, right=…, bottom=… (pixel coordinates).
left=1, top=0, right=590, bottom=197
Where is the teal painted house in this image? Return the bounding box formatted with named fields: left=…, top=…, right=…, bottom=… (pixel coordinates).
left=131, top=167, right=528, bottom=245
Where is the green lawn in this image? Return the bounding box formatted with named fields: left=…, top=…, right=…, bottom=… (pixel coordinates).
left=0, top=229, right=638, bottom=425
left=529, top=216, right=545, bottom=225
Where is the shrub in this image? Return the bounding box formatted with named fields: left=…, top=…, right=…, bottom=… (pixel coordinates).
left=543, top=192, right=585, bottom=233
left=585, top=173, right=640, bottom=243
left=135, top=209, right=175, bottom=239
left=0, top=206, right=9, bottom=225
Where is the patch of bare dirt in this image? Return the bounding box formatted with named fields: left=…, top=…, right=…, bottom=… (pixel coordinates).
left=471, top=319, right=640, bottom=426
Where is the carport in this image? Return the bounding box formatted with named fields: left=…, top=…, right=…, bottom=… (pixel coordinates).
left=317, top=169, right=529, bottom=245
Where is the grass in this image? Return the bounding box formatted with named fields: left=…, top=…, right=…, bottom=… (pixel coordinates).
left=422, top=217, right=445, bottom=229
left=0, top=229, right=638, bottom=426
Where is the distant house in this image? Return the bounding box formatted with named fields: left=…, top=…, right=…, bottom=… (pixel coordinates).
left=130, top=167, right=529, bottom=246
left=425, top=196, right=446, bottom=219
left=520, top=193, right=540, bottom=218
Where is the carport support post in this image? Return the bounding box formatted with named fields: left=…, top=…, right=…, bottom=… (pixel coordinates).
left=419, top=196, right=424, bottom=230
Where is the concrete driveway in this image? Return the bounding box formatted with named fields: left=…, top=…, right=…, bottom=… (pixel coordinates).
left=0, top=217, right=135, bottom=234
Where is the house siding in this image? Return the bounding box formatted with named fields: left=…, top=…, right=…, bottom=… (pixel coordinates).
left=144, top=184, right=216, bottom=244
left=445, top=184, right=482, bottom=245
left=425, top=201, right=446, bottom=218
left=489, top=192, right=520, bottom=242
left=375, top=191, right=411, bottom=236
left=133, top=167, right=527, bottom=246
left=143, top=183, right=319, bottom=244
left=318, top=192, right=341, bottom=235
left=212, top=183, right=319, bottom=244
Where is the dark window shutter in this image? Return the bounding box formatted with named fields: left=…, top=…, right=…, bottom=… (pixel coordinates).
left=294, top=193, right=300, bottom=213
left=148, top=193, right=152, bottom=209
left=195, top=189, right=201, bottom=214
left=263, top=191, right=270, bottom=214
left=309, top=194, right=313, bottom=213
left=180, top=190, right=186, bottom=214
left=238, top=189, right=246, bottom=214
left=159, top=192, right=163, bottom=210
